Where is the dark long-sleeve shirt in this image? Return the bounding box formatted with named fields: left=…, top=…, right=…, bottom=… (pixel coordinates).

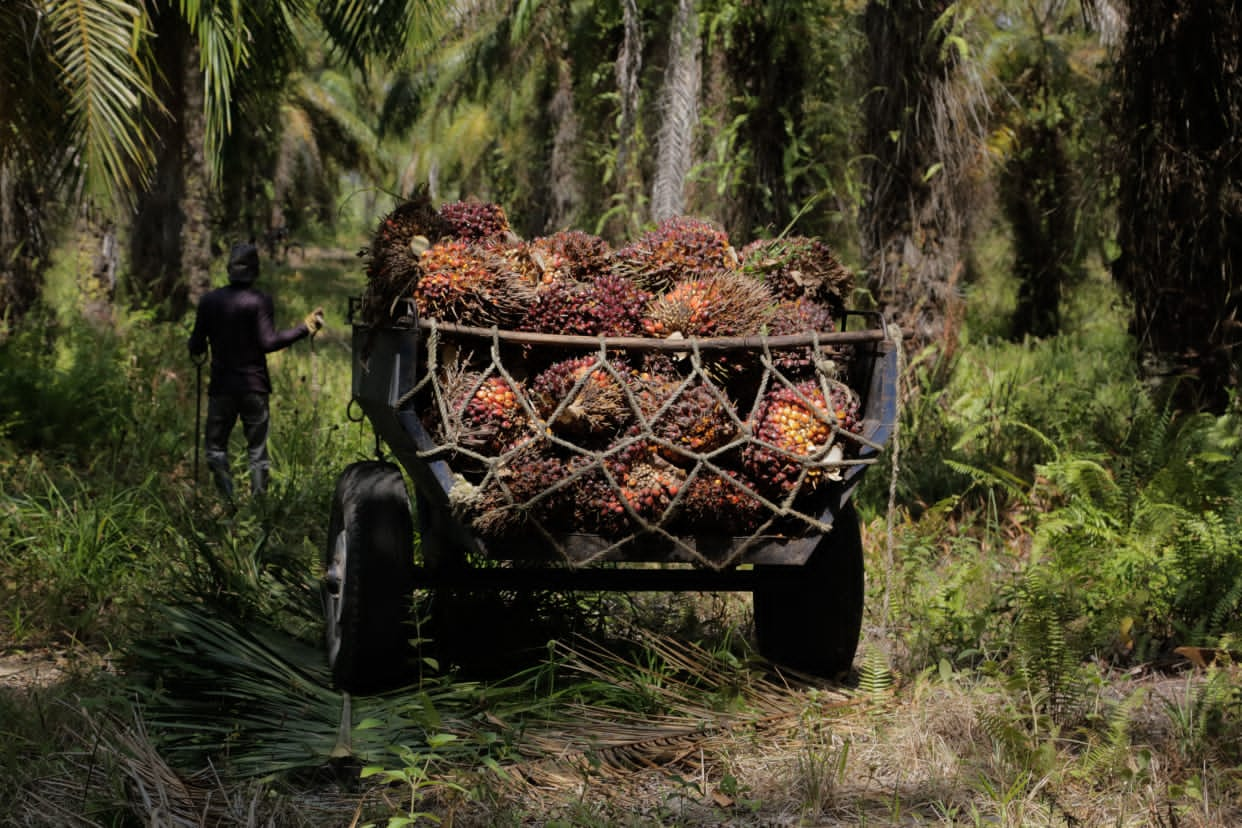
left=188, top=284, right=309, bottom=395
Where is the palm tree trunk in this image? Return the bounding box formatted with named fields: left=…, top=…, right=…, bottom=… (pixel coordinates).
left=0, top=162, right=48, bottom=333
left=74, top=201, right=119, bottom=328
left=859, top=0, right=983, bottom=372
left=651, top=0, right=701, bottom=223
left=1114, top=0, right=1242, bottom=412
left=129, top=9, right=211, bottom=319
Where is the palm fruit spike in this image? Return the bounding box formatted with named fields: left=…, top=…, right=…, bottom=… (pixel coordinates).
left=673, top=470, right=765, bottom=535
left=767, top=297, right=840, bottom=374
left=739, top=236, right=854, bottom=313
left=647, top=381, right=739, bottom=466
left=742, top=379, right=863, bottom=496
left=472, top=442, right=570, bottom=537
left=416, top=239, right=533, bottom=327
left=531, top=356, right=633, bottom=438
left=456, top=375, right=529, bottom=455
left=644, top=271, right=776, bottom=339
left=611, top=216, right=738, bottom=292
left=529, top=230, right=613, bottom=283
left=439, top=200, right=512, bottom=242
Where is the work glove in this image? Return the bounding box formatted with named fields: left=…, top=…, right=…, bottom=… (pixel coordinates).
left=304, top=307, right=325, bottom=334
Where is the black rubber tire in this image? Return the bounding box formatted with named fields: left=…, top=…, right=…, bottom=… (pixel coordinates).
left=752, top=501, right=864, bottom=680
left=322, top=461, right=416, bottom=693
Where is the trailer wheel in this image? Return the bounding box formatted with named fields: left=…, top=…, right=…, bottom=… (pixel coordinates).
left=322, top=461, right=416, bottom=693
left=752, top=502, right=864, bottom=680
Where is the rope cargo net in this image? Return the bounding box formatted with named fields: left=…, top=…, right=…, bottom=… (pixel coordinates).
left=359, top=196, right=884, bottom=570
left=398, top=321, right=883, bottom=570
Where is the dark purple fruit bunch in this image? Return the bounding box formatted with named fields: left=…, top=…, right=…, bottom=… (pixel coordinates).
left=439, top=200, right=513, bottom=242
left=767, top=297, right=839, bottom=374
left=673, top=470, right=765, bottom=535
left=645, top=381, right=739, bottom=465
left=739, top=236, right=854, bottom=313
left=472, top=441, right=571, bottom=537
left=612, top=216, right=737, bottom=292
left=516, top=273, right=650, bottom=337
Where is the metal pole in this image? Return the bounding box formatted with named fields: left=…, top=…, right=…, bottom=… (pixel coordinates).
left=193, top=354, right=206, bottom=483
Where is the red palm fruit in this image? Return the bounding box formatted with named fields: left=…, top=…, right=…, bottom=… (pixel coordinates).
left=457, top=375, right=529, bottom=455
left=644, top=271, right=775, bottom=338
left=767, top=297, right=840, bottom=373
left=528, top=230, right=613, bottom=284
left=611, top=216, right=738, bottom=292
left=438, top=200, right=512, bottom=242
left=415, top=239, right=533, bottom=326
left=673, top=470, right=765, bottom=535
left=616, top=458, right=686, bottom=526
left=742, top=380, right=863, bottom=495
left=531, top=356, right=633, bottom=438
left=472, top=442, right=570, bottom=537
left=739, top=236, right=854, bottom=312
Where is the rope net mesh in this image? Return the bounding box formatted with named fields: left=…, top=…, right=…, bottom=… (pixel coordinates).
left=405, top=321, right=883, bottom=570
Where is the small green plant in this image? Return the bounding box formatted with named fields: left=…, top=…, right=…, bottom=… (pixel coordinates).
left=360, top=736, right=470, bottom=827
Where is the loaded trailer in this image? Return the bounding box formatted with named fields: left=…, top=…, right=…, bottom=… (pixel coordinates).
left=322, top=296, right=899, bottom=692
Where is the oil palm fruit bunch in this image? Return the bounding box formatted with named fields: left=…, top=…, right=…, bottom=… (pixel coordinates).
left=742, top=380, right=863, bottom=497
left=644, top=271, right=776, bottom=338
left=767, top=297, right=840, bottom=374
left=616, top=456, right=686, bottom=526
left=439, top=200, right=513, bottom=242
left=472, top=441, right=570, bottom=537
left=567, top=457, right=631, bottom=536
left=645, top=381, right=740, bottom=466
left=531, top=356, right=634, bottom=439
left=611, top=216, right=738, bottom=292
left=740, top=236, right=854, bottom=313
left=673, top=470, right=765, bottom=536
left=416, top=239, right=533, bottom=327
left=362, top=190, right=450, bottom=320
left=517, top=272, right=650, bottom=337
left=529, top=230, right=613, bottom=283
left=455, top=375, right=530, bottom=456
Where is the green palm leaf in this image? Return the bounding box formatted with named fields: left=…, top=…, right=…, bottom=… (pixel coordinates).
left=44, top=0, right=160, bottom=197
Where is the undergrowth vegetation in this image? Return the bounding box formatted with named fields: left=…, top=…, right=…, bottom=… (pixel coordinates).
left=2, top=248, right=1242, bottom=825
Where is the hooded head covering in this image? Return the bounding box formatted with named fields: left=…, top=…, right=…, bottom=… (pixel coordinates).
left=228, top=242, right=261, bottom=284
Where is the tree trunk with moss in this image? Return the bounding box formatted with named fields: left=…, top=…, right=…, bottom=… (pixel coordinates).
left=859, top=0, right=982, bottom=370
left=1114, top=0, right=1242, bottom=412
left=0, top=163, right=48, bottom=334
left=129, top=11, right=211, bottom=318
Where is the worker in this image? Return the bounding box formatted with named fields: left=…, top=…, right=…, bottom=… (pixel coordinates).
left=188, top=242, right=324, bottom=498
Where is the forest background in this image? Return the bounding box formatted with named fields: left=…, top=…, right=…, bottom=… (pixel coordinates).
left=2, top=0, right=1242, bottom=825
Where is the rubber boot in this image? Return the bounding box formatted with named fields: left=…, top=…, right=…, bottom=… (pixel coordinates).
left=251, top=466, right=270, bottom=497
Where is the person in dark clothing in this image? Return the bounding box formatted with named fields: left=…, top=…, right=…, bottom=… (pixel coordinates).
left=188, top=242, right=324, bottom=498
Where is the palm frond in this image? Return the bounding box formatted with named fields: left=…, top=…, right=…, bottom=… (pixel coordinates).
left=44, top=0, right=160, bottom=197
